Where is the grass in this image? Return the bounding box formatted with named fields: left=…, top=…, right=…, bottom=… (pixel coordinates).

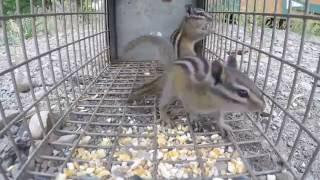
left=5, top=18, right=47, bottom=44
left=1, top=0, right=94, bottom=45
left=2, top=4, right=320, bottom=45
left=291, top=19, right=320, bottom=36
left=234, top=13, right=320, bottom=37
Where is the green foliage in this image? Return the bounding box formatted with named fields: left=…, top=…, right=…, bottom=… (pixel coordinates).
left=237, top=16, right=320, bottom=37
left=207, top=0, right=240, bottom=12
left=3, top=0, right=42, bottom=15
left=308, top=21, right=320, bottom=36
left=5, top=18, right=45, bottom=44
left=290, top=19, right=304, bottom=34
left=22, top=18, right=34, bottom=39
left=290, top=19, right=320, bottom=37
left=82, top=0, right=93, bottom=11
left=5, top=20, right=20, bottom=44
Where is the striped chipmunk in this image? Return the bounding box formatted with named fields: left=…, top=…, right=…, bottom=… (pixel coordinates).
left=159, top=54, right=266, bottom=137
left=123, top=5, right=213, bottom=63
left=127, top=5, right=214, bottom=102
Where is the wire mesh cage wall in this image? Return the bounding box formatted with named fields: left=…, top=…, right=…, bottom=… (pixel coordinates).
left=0, top=0, right=319, bottom=180
left=0, top=0, right=111, bottom=179
left=202, top=0, right=320, bottom=179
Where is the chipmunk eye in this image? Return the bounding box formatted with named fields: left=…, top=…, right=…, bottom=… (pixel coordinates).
left=237, top=89, right=249, bottom=98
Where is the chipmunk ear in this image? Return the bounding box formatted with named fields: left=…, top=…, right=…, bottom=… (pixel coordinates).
left=226, top=54, right=238, bottom=69
left=185, top=4, right=193, bottom=15
left=211, top=60, right=224, bottom=85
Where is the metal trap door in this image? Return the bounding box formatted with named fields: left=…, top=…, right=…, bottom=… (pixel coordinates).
left=110, top=0, right=193, bottom=62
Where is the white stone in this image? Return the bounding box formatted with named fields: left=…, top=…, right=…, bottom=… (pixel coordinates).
left=28, top=111, right=50, bottom=139
left=79, top=136, right=91, bottom=145
left=267, top=174, right=276, bottom=180
left=157, top=151, right=164, bottom=160
left=52, top=134, right=78, bottom=144
left=15, top=70, right=32, bottom=93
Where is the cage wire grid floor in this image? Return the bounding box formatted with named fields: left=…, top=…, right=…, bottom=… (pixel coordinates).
left=25, top=61, right=287, bottom=179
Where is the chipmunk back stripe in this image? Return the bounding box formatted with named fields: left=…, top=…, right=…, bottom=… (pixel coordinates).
left=198, top=56, right=209, bottom=74
left=176, top=35, right=182, bottom=58
left=170, top=29, right=179, bottom=45
left=180, top=57, right=199, bottom=74
left=173, top=53, right=248, bottom=105
left=174, top=57, right=212, bottom=82
left=210, top=86, right=243, bottom=104
left=190, top=15, right=206, bottom=20
left=174, top=60, right=196, bottom=75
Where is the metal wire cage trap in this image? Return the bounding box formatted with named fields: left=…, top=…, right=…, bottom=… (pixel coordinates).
left=0, top=0, right=319, bottom=179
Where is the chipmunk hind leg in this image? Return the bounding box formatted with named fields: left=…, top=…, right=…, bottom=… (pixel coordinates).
left=159, top=78, right=176, bottom=128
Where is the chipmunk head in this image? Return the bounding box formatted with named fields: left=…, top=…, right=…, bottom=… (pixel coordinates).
left=210, top=55, right=266, bottom=112
left=182, top=5, right=213, bottom=41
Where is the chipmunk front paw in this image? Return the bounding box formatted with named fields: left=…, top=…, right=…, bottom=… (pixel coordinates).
left=159, top=111, right=175, bottom=128
left=217, top=122, right=232, bottom=138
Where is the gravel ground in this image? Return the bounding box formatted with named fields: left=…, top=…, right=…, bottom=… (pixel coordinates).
left=0, top=20, right=320, bottom=179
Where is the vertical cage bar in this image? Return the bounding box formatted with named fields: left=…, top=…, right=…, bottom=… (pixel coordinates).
left=41, top=0, right=63, bottom=114
left=276, top=0, right=312, bottom=146
left=228, top=0, right=236, bottom=54
left=82, top=0, right=91, bottom=78
left=222, top=1, right=228, bottom=61
left=262, top=0, right=279, bottom=95
left=52, top=0, right=70, bottom=107
left=246, top=0, right=257, bottom=75
left=239, top=0, right=248, bottom=71
left=253, top=0, right=267, bottom=83
left=218, top=0, right=224, bottom=58
left=85, top=0, right=94, bottom=77
left=104, top=0, right=110, bottom=65
left=265, top=0, right=293, bottom=134
left=29, top=0, right=52, bottom=115
left=234, top=0, right=241, bottom=56
left=107, top=0, right=117, bottom=62
left=75, top=0, right=87, bottom=91
left=68, top=0, right=83, bottom=95
left=61, top=0, right=76, bottom=101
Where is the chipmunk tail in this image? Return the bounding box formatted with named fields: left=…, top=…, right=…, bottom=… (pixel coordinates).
left=127, top=75, right=165, bottom=103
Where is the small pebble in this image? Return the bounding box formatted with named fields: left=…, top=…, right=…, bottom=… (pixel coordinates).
left=129, top=175, right=143, bottom=180
left=276, top=171, right=294, bottom=180
left=15, top=71, right=32, bottom=93
left=0, top=110, right=19, bottom=130
left=79, top=136, right=91, bottom=145
left=106, top=118, right=112, bottom=123
left=233, top=176, right=250, bottom=180
left=52, top=134, right=78, bottom=145
left=267, top=174, right=276, bottom=180
left=10, top=125, right=19, bottom=134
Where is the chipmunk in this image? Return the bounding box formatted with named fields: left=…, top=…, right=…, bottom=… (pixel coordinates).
left=123, top=5, right=213, bottom=63
left=158, top=54, right=266, bottom=137
left=127, top=5, right=214, bottom=102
